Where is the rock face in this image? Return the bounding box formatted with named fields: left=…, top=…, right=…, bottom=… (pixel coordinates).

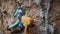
left=49, top=0, right=60, bottom=34
left=0, top=0, right=60, bottom=34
